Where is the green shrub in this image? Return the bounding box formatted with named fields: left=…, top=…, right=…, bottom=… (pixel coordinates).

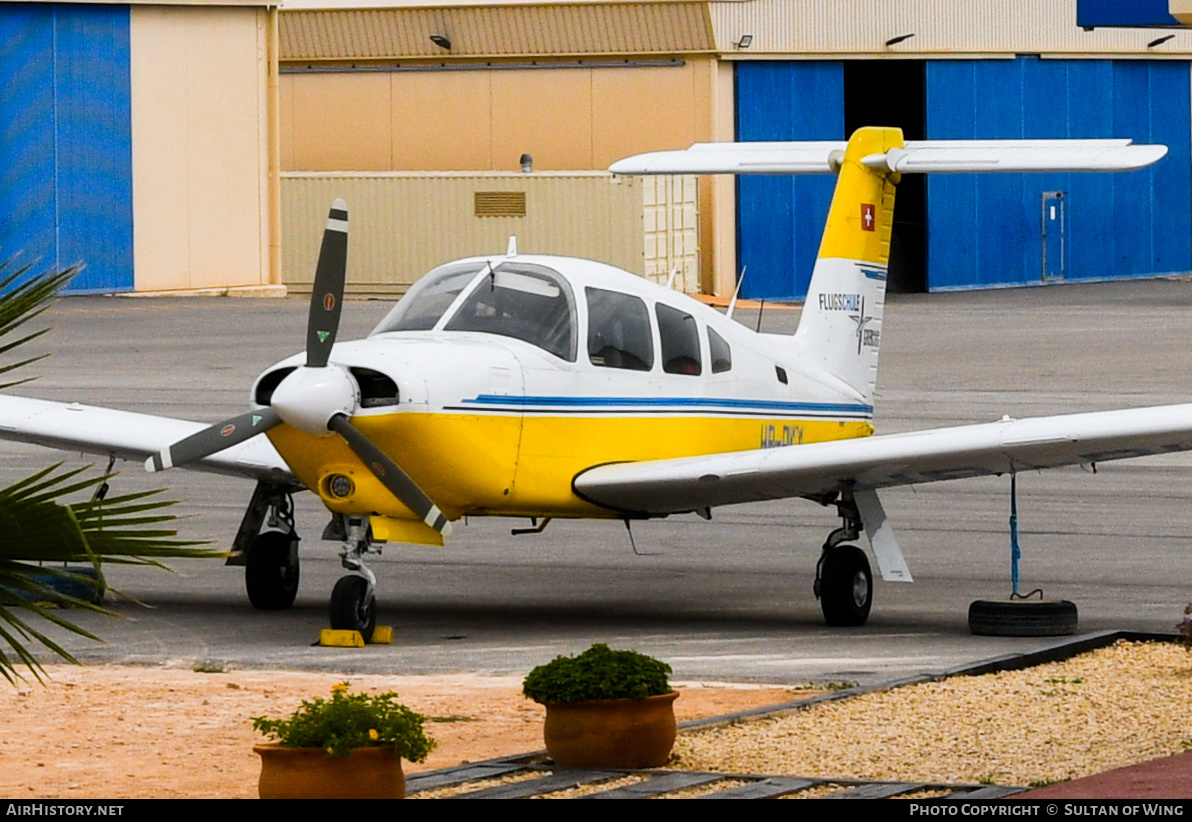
left=252, top=683, right=436, bottom=760
left=522, top=643, right=672, bottom=704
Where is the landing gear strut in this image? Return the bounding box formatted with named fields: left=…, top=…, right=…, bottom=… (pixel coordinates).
left=814, top=493, right=874, bottom=627
left=232, top=481, right=301, bottom=611
left=329, top=515, right=379, bottom=641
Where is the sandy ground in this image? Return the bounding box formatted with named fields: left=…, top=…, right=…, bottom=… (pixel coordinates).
left=0, top=664, right=811, bottom=799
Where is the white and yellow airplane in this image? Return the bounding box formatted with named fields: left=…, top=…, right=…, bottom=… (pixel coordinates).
left=0, top=126, right=1185, bottom=639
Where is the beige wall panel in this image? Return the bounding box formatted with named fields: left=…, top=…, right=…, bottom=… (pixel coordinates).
left=282, top=173, right=653, bottom=296
left=131, top=5, right=271, bottom=291
left=710, top=0, right=1192, bottom=57
left=286, top=73, right=393, bottom=171
left=389, top=72, right=494, bottom=170
left=490, top=70, right=594, bottom=171
left=279, top=73, right=296, bottom=171
left=591, top=64, right=699, bottom=169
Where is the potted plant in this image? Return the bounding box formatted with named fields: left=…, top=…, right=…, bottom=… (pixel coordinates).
left=523, top=643, right=678, bottom=769
left=252, top=682, right=435, bottom=798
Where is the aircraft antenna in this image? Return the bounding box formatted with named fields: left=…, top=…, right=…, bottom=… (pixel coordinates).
left=755, top=298, right=766, bottom=332
left=665, top=263, right=679, bottom=290
left=725, top=265, right=746, bottom=320
left=622, top=519, right=658, bottom=556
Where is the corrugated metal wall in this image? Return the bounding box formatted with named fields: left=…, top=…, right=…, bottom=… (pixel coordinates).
left=280, top=4, right=714, bottom=62
left=0, top=3, right=133, bottom=293
left=282, top=172, right=696, bottom=296
left=926, top=58, right=1192, bottom=289
left=709, top=0, right=1192, bottom=56
left=735, top=61, right=841, bottom=299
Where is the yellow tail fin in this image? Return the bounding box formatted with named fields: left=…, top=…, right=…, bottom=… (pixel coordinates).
left=817, top=126, right=903, bottom=265
left=794, top=127, right=904, bottom=408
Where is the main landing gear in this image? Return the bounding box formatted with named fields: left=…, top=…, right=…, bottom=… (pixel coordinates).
left=813, top=493, right=874, bottom=627
left=328, top=515, right=379, bottom=642
left=232, top=481, right=301, bottom=611
left=233, top=486, right=379, bottom=641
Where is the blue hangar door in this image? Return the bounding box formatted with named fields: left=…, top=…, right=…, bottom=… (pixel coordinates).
left=735, top=59, right=1190, bottom=298
left=0, top=3, right=134, bottom=293
left=926, top=58, right=1190, bottom=290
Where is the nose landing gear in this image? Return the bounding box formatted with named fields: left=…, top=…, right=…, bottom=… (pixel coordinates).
left=329, top=515, right=379, bottom=642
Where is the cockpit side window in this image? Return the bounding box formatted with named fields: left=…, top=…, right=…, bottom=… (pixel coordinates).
left=656, top=303, right=701, bottom=376
left=444, top=263, right=577, bottom=361
left=370, top=262, right=480, bottom=334
left=586, top=288, right=653, bottom=371
left=708, top=326, right=732, bottom=373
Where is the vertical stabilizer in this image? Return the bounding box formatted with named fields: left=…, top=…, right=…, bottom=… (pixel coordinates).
left=792, top=127, right=902, bottom=408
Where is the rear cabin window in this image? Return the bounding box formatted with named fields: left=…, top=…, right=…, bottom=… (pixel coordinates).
left=586, top=288, right=653, bottom=371
left=708, top=327, right=732, bottom=373
left=445, top=264, right=577, bottom=361
left=656, top=303, right=701, bottom=376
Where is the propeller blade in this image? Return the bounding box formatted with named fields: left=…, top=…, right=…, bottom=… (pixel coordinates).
left=146, top=407, right=282, bottom=472
left=327, top=413, right=453, bottom=537
left=306, top=199, right=348, bottom=369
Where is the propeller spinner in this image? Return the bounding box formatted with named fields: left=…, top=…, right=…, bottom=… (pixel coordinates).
left=146, top=199, right=452, bottom=538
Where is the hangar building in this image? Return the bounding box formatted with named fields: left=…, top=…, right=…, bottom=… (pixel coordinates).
left=5, top=0, right=1192, bottom=299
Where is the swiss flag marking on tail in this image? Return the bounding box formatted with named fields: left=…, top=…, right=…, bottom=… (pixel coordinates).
left=861, top=203, right=876, bottom=232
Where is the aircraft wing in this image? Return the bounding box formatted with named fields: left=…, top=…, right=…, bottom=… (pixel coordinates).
left=0, top=395, right=296, bottom=484
left=572, top=404, right=1192, bottom=515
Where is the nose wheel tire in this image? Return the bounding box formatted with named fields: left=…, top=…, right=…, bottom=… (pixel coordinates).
left=818, top=544, right=873, bottom=627
left=330, top=574, right=376, bottom=642
left=245, top=531, right=300, bottom=611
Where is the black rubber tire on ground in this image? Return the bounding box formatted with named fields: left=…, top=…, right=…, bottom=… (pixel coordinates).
left=329, top=574, right=376, bottom=642
left=968, top=599, right=1078, bottom=637
left=245, top=531, right=299, bottom=611
left=818, top=544, right=873, bottom=627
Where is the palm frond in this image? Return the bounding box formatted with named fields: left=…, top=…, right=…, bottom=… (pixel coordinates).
left=0, top=260, right=220, bottom=684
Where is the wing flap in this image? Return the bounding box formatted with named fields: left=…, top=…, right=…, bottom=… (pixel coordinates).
left=0, top=395, right=295, bottom=483
left=573, top=404, right=1192, bottom=515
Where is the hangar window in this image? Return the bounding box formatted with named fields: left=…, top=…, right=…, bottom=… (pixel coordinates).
left=656, top=303, right=701, bottom=376
left=586, top=288, right=653, bottom=371
left=445, top=264, right=577, bottom=361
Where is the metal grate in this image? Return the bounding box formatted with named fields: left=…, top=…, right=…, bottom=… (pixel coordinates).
left=474, top=191, right=527, bottom=217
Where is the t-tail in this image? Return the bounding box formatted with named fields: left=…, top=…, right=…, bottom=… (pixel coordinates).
left=791, top=126, right=902, bottom=409
left=610, top=128, right=1167, bottom=410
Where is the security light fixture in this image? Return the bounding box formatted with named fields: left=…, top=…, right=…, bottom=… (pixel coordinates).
left=735, top=34, right=753, bottom=49
left=884, top=33, right=915, bottom=47
left=430, top=34, right=452, bottom=50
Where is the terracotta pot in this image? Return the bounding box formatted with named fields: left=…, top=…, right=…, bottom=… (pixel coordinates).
left=542, top=691, right=679, bottom=769
left=254, top=744, right=406, bottom=799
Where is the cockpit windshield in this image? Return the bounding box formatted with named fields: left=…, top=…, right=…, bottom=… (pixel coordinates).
left=370, top=262, right=479, bottom=334
left=370, top=260, right=578, bottom=361
left=445, top=263, right=577, bottom=361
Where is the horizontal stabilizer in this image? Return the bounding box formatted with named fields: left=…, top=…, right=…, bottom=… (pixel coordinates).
left=610, top=139, right=1167, bottom=176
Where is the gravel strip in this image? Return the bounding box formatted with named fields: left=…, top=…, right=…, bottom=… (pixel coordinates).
left=673, top=640, right=1192, bottom=788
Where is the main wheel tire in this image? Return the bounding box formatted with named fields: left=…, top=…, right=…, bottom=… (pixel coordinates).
left=968, top=599, right=1078, bottom=637
left=819, top=544, right=873, bottom=627
left=329, top=575, right=376, bottom=642
left=245, top=531, right=299, bottom=611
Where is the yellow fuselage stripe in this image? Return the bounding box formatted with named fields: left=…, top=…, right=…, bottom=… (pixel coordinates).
left=268, top=412, right=873, bottom=521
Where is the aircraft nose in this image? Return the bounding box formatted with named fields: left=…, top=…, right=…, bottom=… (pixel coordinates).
left=269, top=364, right=358, bottom=435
